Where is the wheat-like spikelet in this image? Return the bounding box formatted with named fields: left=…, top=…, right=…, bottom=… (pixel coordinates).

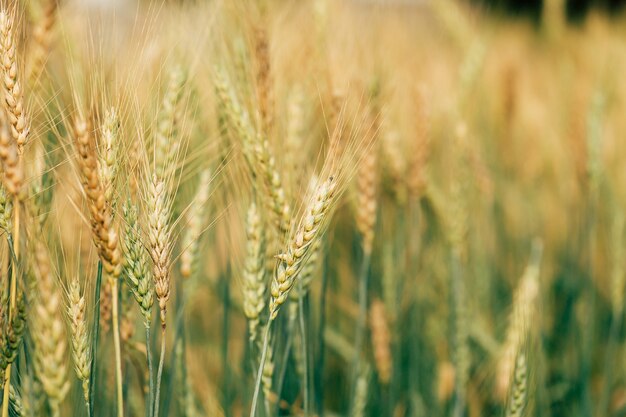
left=253, top=26, right=273, bottom=135
left=0, top=184, right=12, bottom=232
left=73, top=112, right=122, bottom=278
left=0, top=10, right=29, bottom=151
left=120, top=309, right=135, bottom=343
left=147, top=175, right=173, bottom=328
left=0, top=290, right=26, bottom=375
left=27, top=0, right=58, bottom=85
left=155, top=66, right=185, bottom=182
left=369, top=299, right=391, bottom=385
left=214, top=70, right=289, bottom=234
left=505, top=352, right=528, bottom=417
left=242, top=201, right=266, bottom=342
left=67, top=277, right=91, bottom=406
left=269, top=175, right=336, bottom=320
left=355, top=145, right=377, bottom=256
left=261, top=343, right=274, bottom=402
left=496, top=244, right=541, bottom=400
left=8, top=384, right=23, bottom=416
left=98, top=108, right=120, bottom=205
left=251, top=136, right=290, bottom=235
left=180, top=168, right=212, bottom=279
left=351, top=365, right=370, bottom=417
left=122, top=199, right=154, bottom=326
left=31, top=241, right=70, bottom=415
left=289, top=239, right=320, bottom=301
left=406, top=111, right=430, bottom=199
left=20, top=370, right=45, bottom=417
left=0, top=112, right=22, bottom=195
left=284, top=87, right=305, bottom=188
left=99, top=279, right=112, bottom=333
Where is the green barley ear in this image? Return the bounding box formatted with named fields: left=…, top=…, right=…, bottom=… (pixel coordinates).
left=122, top=199, right=154, bottom=326
left=269, top=175, right=337, bottom=320
left=98, top=107, right=120, bottom=206
left=0, top=184, right=12, bottom=232
left=505, top=352, right=528, bottom=417
left=214, top=68, right=289, bottom=235
left=155, top=65, right=186, bottom=183
left=147, top=175, right=173, bottom=328
left=496, top=240, right=541, bottom=400
left=180, top=168, right=212, bottom=280
left=31, top=241, right=70, bottom=415
left=0, top=290, right=26, bottom=376
left=8, top=384, right=23, bottom=416
left=67, top=277, right=91, bottom=408
left=351, top=364, right=370, bottom=417
left=242, top=201, right=266, bottom=342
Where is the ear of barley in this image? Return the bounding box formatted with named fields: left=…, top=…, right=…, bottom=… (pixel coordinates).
left=0, top=11, right=29, bottom=151
left=289, top=239, right=320, bottom=302
left=147, top=175, right=172, bottom=328
left=98, top=108, right=120, bottom=205
left=73, top=113, right=122, bottom=278
left=269, top=175, right=336, bottom=320
left=27, top=0, right=58, bottom=85
left=496, top=241, right=541, bottom=400
left=355, top=145, right=377, bottom=256
left=253, top=26, right=273, bottom=135
left=0, top=290, right=26, bottom=375
left=8, top=384, right=23, bottom=416
left=505, top=352, right=528, bottom=417
left=351, top=364, right=370, bottom=417
left=155, top=66, right=186, bottom=182
left=242, top=201, right=266, bottom=342
left=180, top=168, right=212, bottom=280
left=31, top=241, right=70, bottom=415
left=214, top=70, right=289, bottom=234
left=369, top=299, right=391, bottom=385
left=122, top=199, right=154, bottom=326
left=0, top=111, right=22, bottom=195
left=261, top=341, right=274, bottom=403
left=0, top=184, right=12, bottom=232
left=67, top=277, right=91, bottom=407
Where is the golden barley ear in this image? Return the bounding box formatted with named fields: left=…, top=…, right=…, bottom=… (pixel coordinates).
left=369, top=299, right=391, bottom=385
left=0, top=10, right=30, bottom=152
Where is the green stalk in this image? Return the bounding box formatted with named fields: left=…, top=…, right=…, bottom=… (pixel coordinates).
left=298, top=295, right=309, bottom=417
left=250, top=322, right=272, bottom=417
left=89, top=261, right=103, bottom=417
left=111, top=278, right=125, bottom=417
left=146, top=325, right=154, bottom=417
left=154, top=328, right=166, bottom=417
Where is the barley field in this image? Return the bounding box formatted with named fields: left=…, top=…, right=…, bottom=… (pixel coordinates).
left=0, top=0, right=624, bottom=416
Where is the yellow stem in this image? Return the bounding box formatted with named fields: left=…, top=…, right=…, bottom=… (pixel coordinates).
left=1, top=197, right=19, bottom=417
left=111, top=278, right=124, bottom=417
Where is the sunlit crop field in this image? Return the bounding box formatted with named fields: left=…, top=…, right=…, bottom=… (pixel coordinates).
left=0, top=1, right=625, bottom=416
